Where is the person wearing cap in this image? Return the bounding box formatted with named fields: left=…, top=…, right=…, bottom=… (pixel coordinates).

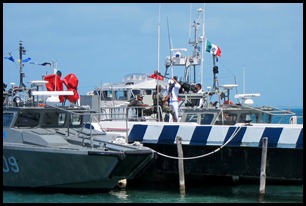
left=165, top=76, right=181, bottom=122
left=128, top=94, right=149, bottom=118
left=152, top=84, right=177, bottom=122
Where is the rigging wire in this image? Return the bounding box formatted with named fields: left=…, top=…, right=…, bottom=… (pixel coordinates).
left=156, top=125, right=243, bottom=160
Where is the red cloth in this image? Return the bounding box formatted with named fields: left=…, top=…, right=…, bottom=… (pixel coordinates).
left=44, top=73, right=80, bottom=103
left=63, top=73, right=79, bottom=89
left=149, top=74, right=164, bottom=80
left=65, top=88, right=80, bottom=103
left=63, top=73, right=80, bottom=102
left=44, top=74, right=65, bottom=102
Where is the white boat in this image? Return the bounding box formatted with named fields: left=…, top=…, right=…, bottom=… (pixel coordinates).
left=82, top=6, right=303, bottom=184
left=87, top=72, right=168, bottom=107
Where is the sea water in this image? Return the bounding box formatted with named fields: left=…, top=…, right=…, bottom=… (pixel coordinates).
left=3, top=108, right=303, bottom=203
left=3, top=183, right=303, bottom=203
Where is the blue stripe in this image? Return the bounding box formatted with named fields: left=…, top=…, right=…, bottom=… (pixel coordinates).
left=259, top=127, right=283, bottom=148
left=128, top=124, right=147, bottom=142
left=3, top=131, right=6, bottom=138
left=128, top=124, right=302, bottom=149
left=296, top=128, right=303, bottom=149
left=225, top=126, right=247, bottom=146
left=158, top=125, right=179, bottom=144
left=189, top=126, right=212, bottom=145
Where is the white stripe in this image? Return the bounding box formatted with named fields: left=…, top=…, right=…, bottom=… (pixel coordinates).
left=277, top=127, right=301, bottom=147
left=240, top=127, right=265, bottom=146
left=207, top=125, right=230, bottom=145
left=144, top=125, right=163, bottom=142
left=176, top=125, right=197, bottom=144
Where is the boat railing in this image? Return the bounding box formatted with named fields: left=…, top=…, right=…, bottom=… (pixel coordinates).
left=290, top=116, right=303, bottom=124
left=99, top=105, right=164, bottom=122
left=234, top=104, right=298, bottom=124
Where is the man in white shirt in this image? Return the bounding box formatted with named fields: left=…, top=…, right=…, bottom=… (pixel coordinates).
left=166, top=76, right=181, bottom=122
left=195, top=83, right=204, bottom=108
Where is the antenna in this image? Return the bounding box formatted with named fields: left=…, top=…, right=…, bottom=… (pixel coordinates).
left=200, top=3, right=205, bottom=86
left=188, top=4, right=192, bottom=42
left=167, top=17, right=173, bottom=58
left=243, top=65, right=246, bottom=94
left=164, top=17, right=173, bottom=78
left=157, top=3, right=161, bottom=73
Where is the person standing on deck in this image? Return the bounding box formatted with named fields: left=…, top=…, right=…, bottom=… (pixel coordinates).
left=195, top=83, right=204, bottom=108
left=152, top=84, right=177, bottom=122
left=165, top=76, right=181, bottom=122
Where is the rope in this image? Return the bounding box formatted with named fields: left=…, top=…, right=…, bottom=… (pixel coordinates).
left=156, top=125, right=243, bottom=160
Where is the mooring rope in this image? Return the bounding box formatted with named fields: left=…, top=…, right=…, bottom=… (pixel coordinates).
left=156, top=125, right=243, bottom=160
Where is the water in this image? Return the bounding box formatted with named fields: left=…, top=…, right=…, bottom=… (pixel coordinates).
left=3, top=108, right=303, bottom=203
left=272, top=107, right=303, bottom=124
left=3, top=183, right=303, bottom=203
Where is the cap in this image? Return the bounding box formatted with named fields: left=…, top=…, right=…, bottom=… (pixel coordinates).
left=137, top=94, right=143, bottom=98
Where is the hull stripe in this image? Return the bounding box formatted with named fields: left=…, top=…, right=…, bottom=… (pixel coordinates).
left=128, top=124, right=303, bottom=148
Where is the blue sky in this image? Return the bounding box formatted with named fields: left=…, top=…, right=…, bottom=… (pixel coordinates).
left=3, top=3, right=303, bottom=108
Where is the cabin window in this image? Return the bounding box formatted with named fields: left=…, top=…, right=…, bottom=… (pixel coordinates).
left=14, top=112, right=40, bottom=127
left=42, top=112, right=61, bottom=127
left=116, top=90, right=128, bottom=100
left=145, top=89, right=152, bottom=95
left=3, top=113, right=14, bottom=127
left=58, top=113, right=66, bottom=126
left=185, top=114, right=198, bottom=123
left=200, top=113, right=214, bottom=125
left=239, top=113, right=257, bottom=123
left=70, top=113, right=82, bottom=126
left=215, top=112, right=237, bottom=125
left=131, top=89, right=141, bottom=98
left=101, top=91, right=113, bottom=100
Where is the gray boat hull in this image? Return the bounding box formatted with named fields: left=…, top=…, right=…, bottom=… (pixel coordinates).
left=3, top=143, right=155, bottom=191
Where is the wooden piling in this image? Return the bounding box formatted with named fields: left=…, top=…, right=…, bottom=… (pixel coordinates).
left=259, top=137, right=268, bottom=202
left=176, top=136, right=185, bottom=195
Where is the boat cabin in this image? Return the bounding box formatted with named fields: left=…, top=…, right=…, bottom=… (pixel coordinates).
left=180, top=104, right=295, bottom=125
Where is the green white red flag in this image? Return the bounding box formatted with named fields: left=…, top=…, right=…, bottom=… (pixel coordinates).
left=206, top=40, right=221, bottom=57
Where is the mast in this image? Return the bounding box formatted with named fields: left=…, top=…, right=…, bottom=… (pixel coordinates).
left=164, top=5, right=204, bottom=84
left=19, top=41, right=26, bottom=88
left=188, top=7, right=204, bottom=83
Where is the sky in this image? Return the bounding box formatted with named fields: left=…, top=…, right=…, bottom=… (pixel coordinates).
left=3, top=3, right=303, bottom=108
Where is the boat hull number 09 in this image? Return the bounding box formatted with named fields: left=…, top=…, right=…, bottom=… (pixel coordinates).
left=3, top=156, right=20, bottom=173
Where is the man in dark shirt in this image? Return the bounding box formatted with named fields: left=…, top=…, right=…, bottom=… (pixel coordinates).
left=128, top=94, right=149, bottom=118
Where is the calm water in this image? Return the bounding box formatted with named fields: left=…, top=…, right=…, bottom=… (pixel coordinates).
left=3, top=108, right=303, bottom=203
left=3, top=183, right=303, bottom=203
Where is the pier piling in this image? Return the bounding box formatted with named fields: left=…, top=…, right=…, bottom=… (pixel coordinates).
left=259, top=137, right=268, bottom=202
left=176, top=136, right=185, bottom=195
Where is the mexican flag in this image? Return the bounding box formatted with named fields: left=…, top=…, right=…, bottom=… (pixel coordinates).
left=206, top=40, right=221, bottom=57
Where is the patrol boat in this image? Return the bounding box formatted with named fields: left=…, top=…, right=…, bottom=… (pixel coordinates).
left=83, top=7, right=303, bottom=184
left=3, top=41, right=156, bottom=192
left=126, top=7, right=303, bottom=184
